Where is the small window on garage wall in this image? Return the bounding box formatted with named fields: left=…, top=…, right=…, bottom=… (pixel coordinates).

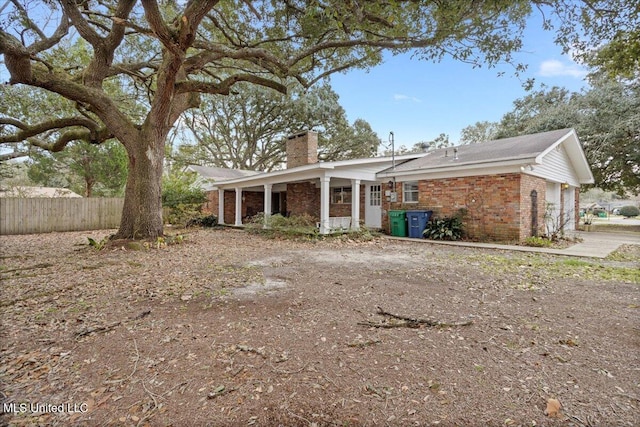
left=403, top=181, right=419, bottom=203
left=331, top=187, right=352, bottom=204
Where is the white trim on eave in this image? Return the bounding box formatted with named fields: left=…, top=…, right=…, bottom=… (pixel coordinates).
left=377, top=158, right=538, bottom=180
left=209, top=153, right=426, bottom=190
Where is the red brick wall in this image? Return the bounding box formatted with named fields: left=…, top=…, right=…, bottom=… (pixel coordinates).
left=204, top=191, right=217, bottom=214
left=286, top=131, right=318, bottom=169
left=287, top=182, right=320, bottom=219
left=210, top=190, right=264, bottom=224
left=383, top=173, right=547, bottom=242
left=519, top=174, right=547, bottom=241
left=223, top=191, right=235, bottom=224
left=209, top=182, right=367, bottom=225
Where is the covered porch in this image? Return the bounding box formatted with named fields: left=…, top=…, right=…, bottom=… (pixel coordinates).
left=211, top=162, right=385, bottom=234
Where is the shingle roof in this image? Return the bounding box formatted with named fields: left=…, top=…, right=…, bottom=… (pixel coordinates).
left=392, top=128, right=574, bottom=172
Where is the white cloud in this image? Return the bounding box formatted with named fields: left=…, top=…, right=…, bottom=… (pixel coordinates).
left=538, top=59, right=587, bottom=79
left=393, top=93, right=422, bottom=103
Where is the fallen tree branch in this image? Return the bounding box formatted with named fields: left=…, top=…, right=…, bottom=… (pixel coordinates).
left=358, top=306, right=473, bottom=329
left=75, top=320, right=122, bottom=339
left=75, top=310, right=152, bottom=339
left=0, top=262, right=54, bottom=275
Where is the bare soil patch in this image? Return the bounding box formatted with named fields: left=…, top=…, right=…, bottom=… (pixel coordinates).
left=1, top=229, right=639, bottom=427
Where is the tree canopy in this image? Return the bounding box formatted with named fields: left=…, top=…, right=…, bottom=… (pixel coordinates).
left=27, top=140, right=128, bottom=197
left=172, top=83, right=378, bottom=172
left=0, top=0, right=633, bottom=238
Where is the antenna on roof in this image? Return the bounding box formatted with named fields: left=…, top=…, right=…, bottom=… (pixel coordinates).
left=389, top=131, right=395, bottom=171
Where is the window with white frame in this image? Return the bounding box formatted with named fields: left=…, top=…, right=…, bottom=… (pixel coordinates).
left=331, top=187, right=352, bottom=204
left=403, top=181, right=419, bottom=203
left=369, top=185, right=381, bottom=207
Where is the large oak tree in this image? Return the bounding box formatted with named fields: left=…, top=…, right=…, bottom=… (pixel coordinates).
left=0, top=0, right=628, bottom=238
left=174, top=83, right=379, bottom=172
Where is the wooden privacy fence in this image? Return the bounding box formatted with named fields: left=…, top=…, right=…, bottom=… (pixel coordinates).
left=0, top=198, right=124, bottom=235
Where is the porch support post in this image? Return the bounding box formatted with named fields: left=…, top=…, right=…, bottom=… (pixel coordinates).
left=319, top=176, right=330, bottom=234
left=263, top=183, right=273, bottom=229
left=234, top=187, right=243, bottom=226
left=218, top=189, right=225, bottom=225
left=351, top=179, right=360, bottom=230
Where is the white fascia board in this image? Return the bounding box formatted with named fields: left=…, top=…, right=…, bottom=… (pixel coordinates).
left=536, top=129, right=574, bottom=161
left=326, top=170, right=378, bottom=181
left=328, top=153, right=426, bottom=168
left=210, top=156, right=419, bottom=190
left=212, top=164, right=334, bottom=189
left=377, top=158, right=537, bottom=179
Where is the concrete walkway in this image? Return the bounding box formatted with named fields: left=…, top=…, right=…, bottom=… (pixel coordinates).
left=387, top=231, right=640, bottom=259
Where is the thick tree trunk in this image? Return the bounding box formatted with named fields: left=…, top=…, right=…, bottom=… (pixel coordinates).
left=115, top=134, right=164, bottom=239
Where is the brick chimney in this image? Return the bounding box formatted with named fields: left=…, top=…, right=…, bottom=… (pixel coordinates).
left=286, top=131, right=318, bottom=169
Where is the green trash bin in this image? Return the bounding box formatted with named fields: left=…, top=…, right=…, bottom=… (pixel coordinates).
left=389, top=210, right=407, bottom=237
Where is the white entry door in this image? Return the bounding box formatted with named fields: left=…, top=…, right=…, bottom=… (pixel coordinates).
left=365, top=184, right=382, bottom=228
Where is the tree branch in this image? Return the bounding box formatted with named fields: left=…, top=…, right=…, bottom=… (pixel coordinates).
left=60, top=0, right=102, bottom=47
left=0, top=30, right=34, bottom=83
left=104, top=0, right=137, bottom=53
left=0, top=151, right=29, bottom=162
left=0, top=117, right=112, bottom=152
left=175, top=74, right=287, bottom=96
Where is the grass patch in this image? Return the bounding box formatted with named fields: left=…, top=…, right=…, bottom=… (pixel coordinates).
left=468, top=253, right=639, bottom=284
left=522, top=236, right=553, bottom=248
left=606, top=244, right=640, bottom=262
left=561, top=259, right=591, bottom=267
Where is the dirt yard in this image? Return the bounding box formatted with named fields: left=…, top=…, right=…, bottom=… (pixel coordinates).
left=1, top=228, right=639, bottom=427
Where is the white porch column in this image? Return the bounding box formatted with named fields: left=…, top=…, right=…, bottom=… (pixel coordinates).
left=351, top=179, right=361, bottom=230
left=218, top=189, right=225, bottom=225
left=319, top=176, right=330, bottom=234
left=234, top=187, right=243, bottom=226
left=263, top=183, right=273, bottom=228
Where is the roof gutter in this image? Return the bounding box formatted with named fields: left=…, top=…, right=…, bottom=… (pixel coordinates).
left=377, top=158, right=540, bottom=178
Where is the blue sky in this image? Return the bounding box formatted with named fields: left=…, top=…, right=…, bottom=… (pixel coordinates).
left=329, top=17, right=590, bottom=149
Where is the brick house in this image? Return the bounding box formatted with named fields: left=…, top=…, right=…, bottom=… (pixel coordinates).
left=204, top=131, right=423, bottom=233
left=378, top=128, right=594, bottom=241
left=200, top=128, right=593, bottom=242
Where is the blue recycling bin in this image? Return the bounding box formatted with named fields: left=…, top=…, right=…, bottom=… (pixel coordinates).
left=406, top=210, right=433, bottom=238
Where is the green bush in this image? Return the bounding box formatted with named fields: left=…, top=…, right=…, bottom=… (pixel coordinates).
left=619, top=205, right=640, bottom=218
left=523, top=236, right=552, bottom=247
left=162, top=171, right=207, bottom=225
left=186, top=214, right=218, bottom=228
left=423, top=216, right=463, bottom=241
left=246, top=213, right=318, bottom=238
